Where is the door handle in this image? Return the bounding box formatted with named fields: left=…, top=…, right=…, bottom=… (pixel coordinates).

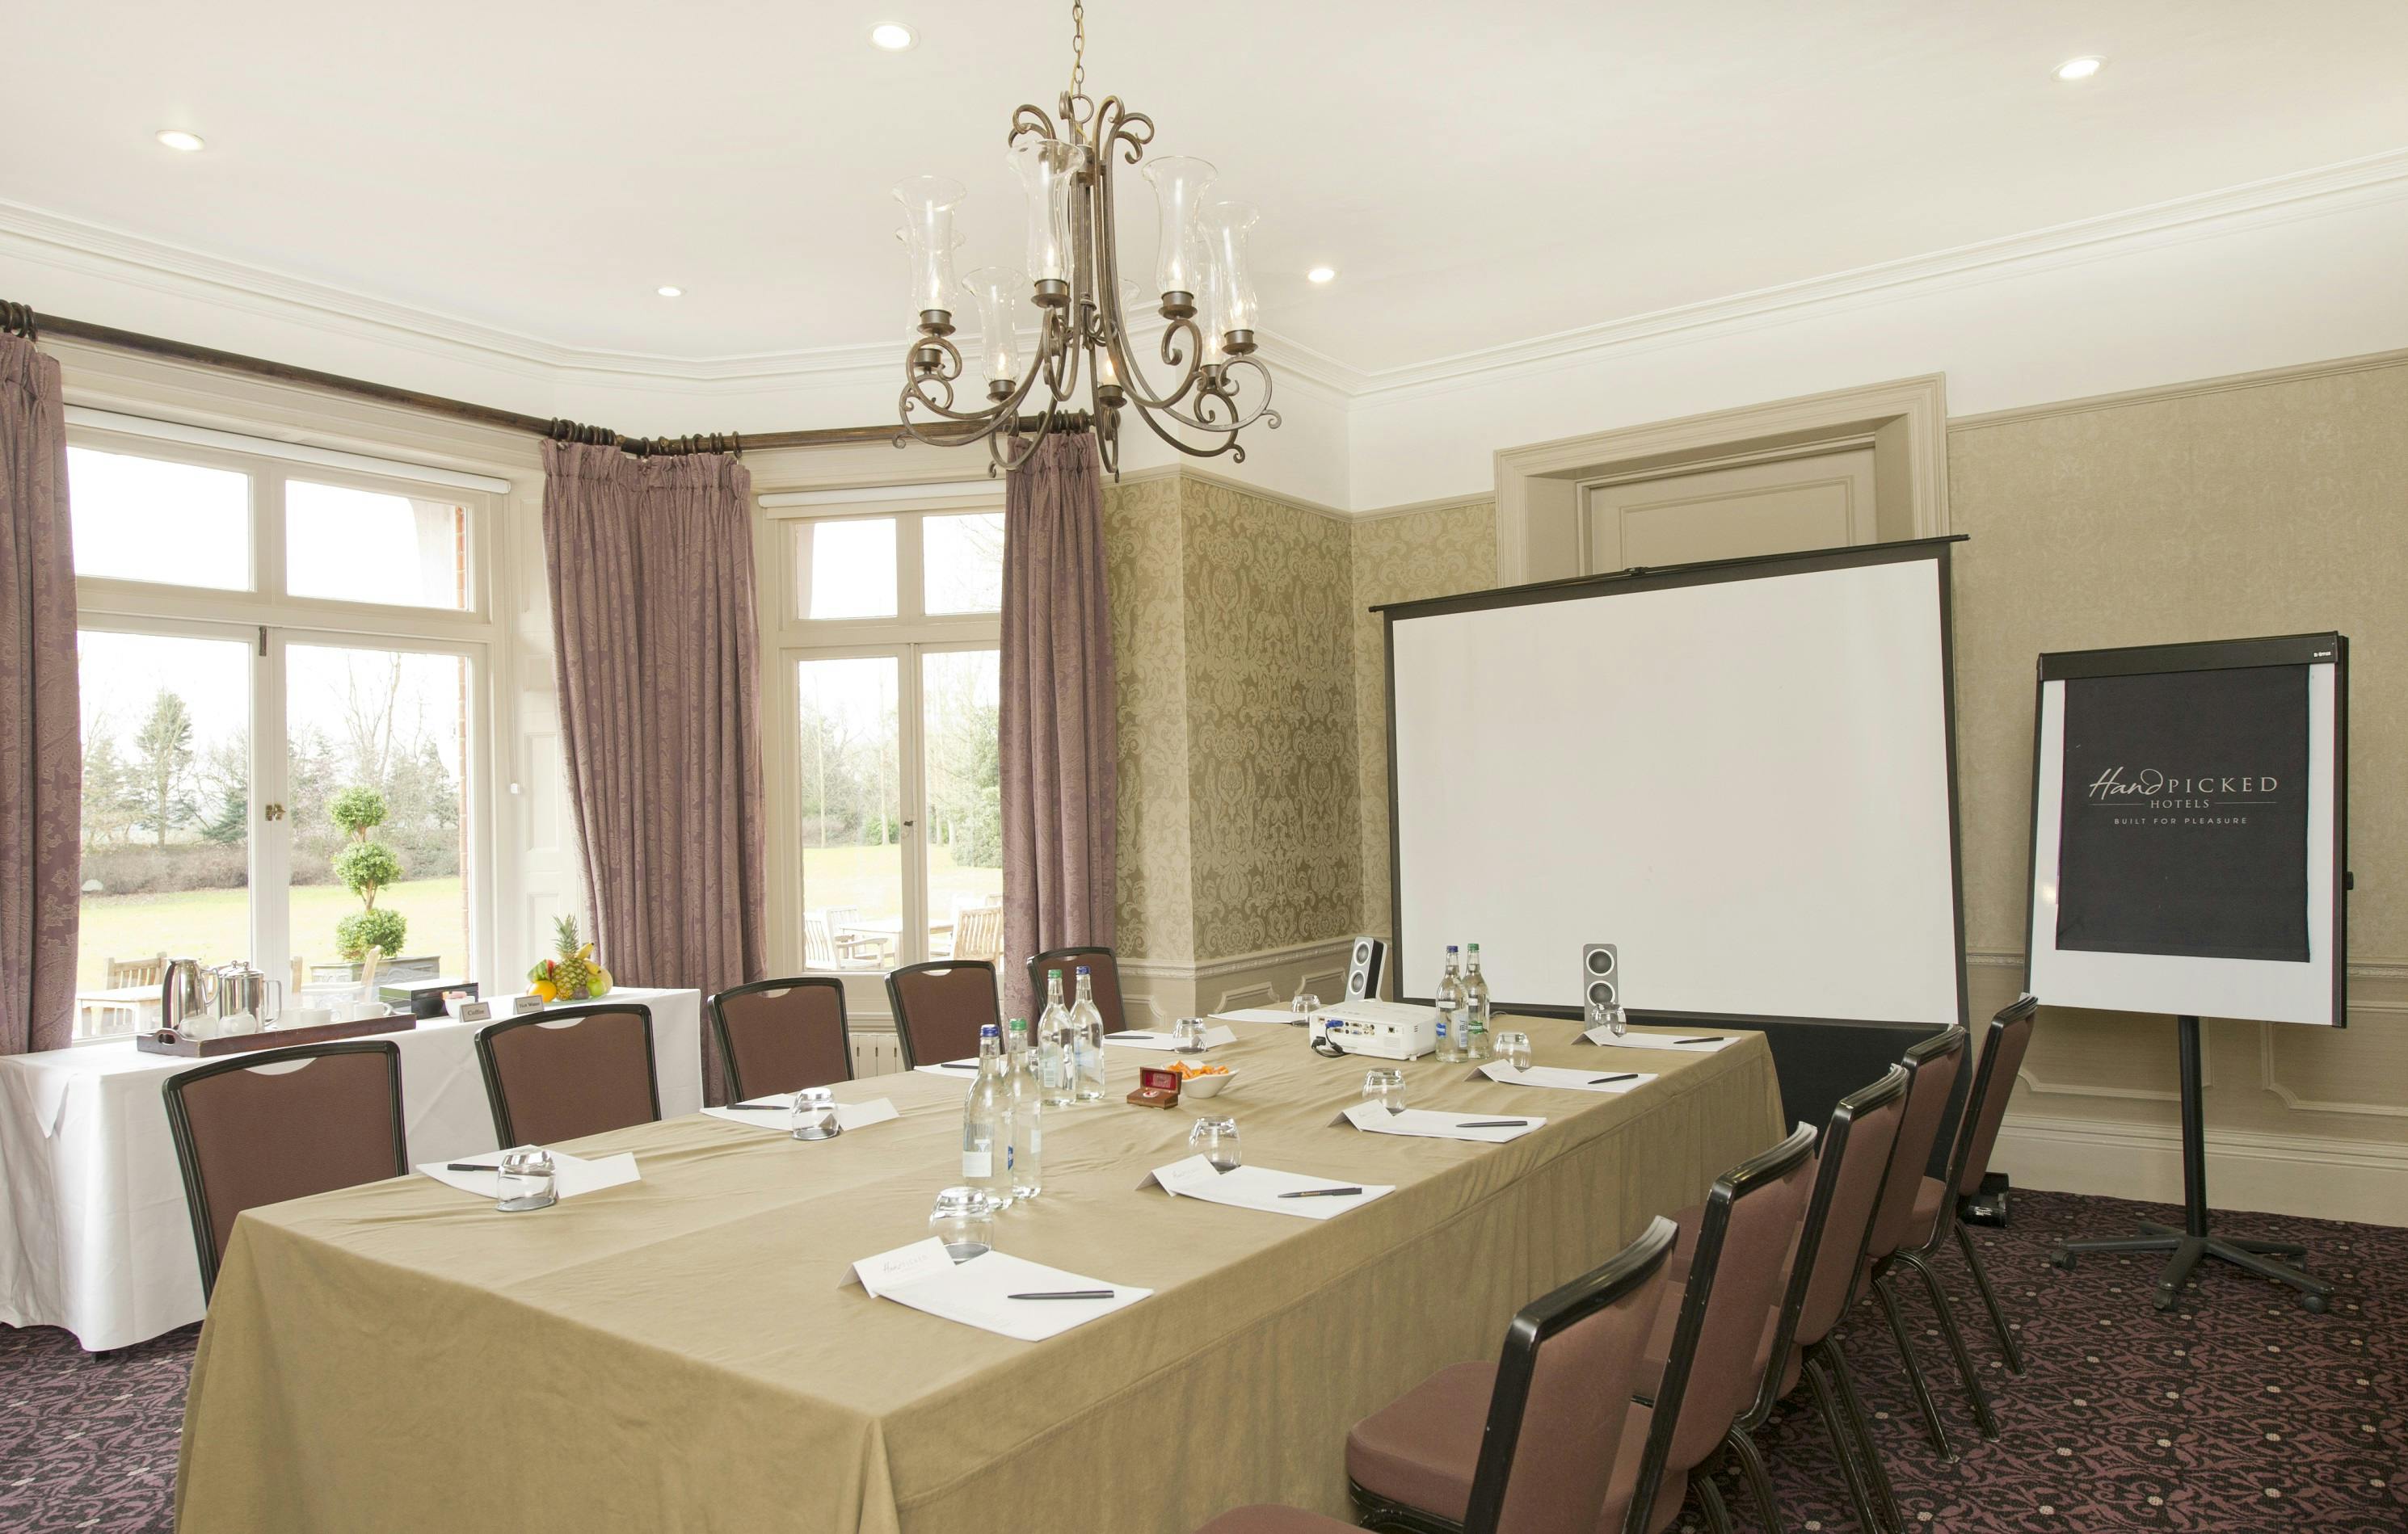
left=263, top=803, right=286, bottom=822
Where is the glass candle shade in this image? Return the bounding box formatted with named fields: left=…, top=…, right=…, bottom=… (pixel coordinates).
left=1009, top=137, right=1085, bottom=292
left=1139, top=156, right=1216, bottom=308
left=958, top=267, right=1031, bottom=385
left=893, top=175, right=967, bottom=326
left=1198, top=201, right=1261, bottom=350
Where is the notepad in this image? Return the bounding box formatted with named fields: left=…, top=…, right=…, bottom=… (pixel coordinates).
left=1476, top=1061, right=1657, bottom=1095
left=1138, top=1155, right=1396, bottom=1219
left=850, top=1238, right=1150, bottom=1341
left=416, top=1148, right=641, bottom=1201
left=1334, top=1103, right=1546, bottom=1142
left=1580, top=1029, right=1741, bottom=1053
left=702, top=1096, right=901, bottom=1133
left=1105, top=1027, right=1239, bottom=1052
left=1210, top=1007, right=1299, bottom=1024
left=912, top=1059, right=980, bottom=1077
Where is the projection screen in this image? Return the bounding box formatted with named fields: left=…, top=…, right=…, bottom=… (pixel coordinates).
left=1384, top=540, right=1965, bottom=1026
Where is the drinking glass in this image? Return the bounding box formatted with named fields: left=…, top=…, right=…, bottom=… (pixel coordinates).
left=496, top=1148, right=558, bottom=1212
left=1188, top=1115, right=1242, bottom=1172
left=929, top=1187, right=996, bottom=1261
left=1361, top=1066, right=1406, bottom=1116
left=790, top=1086, right=842, bottom=1141
left=1289, top=991, right=1321, bottom=1026
left=1172, top=1015, right=1207, bottom=1052
left=1496, top=1030, right=1533, bottom=1072
left=1586, top=998, right=1629, bottom=1039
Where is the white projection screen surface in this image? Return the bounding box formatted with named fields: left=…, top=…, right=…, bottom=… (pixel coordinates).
left=1386, top=544, right=1964, bottom=1024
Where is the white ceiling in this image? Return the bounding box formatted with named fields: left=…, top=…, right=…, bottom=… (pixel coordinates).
left=6, top=1, right=2406, bottom=377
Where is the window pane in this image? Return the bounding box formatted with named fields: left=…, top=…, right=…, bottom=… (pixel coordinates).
left=287, top=480, right=470, bottom=609
left=286, top=645, right=470, bottom=989
left=924, top=511, right=1005, bottom=615
left=797, top=519, right=897, bottom=620
left=67, top=447, right=249, bottom=590
left=74, top=629, right=252, bottom=1040
left=923, top=649, right=1002, bottom=957
left=797, top=657, right=903, bottom=970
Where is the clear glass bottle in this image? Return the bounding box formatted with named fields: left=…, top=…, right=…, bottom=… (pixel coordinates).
left=1463, top=942, right=1492, bottom=1061
left=1004, top=1018, right=1043, bottom=1202
left=1433, top=945, right=1467, bottom=1062
left=1071, top=965, right=1108, bottom=1103
left=961, top=1023, right=1010, bottom=1207
left=1037, top=969, right=1075, bottom=1109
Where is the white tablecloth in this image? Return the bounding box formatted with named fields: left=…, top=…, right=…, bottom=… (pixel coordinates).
left=0, top=987, right=701, bottom=1351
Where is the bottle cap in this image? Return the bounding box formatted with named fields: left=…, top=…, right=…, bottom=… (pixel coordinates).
left=980, top=1023, right=1000, bottom=1038
left=1076, top=965, right=1091, bottom=975
left=1468, top=942, right=1480, bottom=952
left=1446, top=944, right=1459, bottom=953
left=1008, top=1017, right=1028, bottom=1031
left=1048, top=968, right=1062, bottom=978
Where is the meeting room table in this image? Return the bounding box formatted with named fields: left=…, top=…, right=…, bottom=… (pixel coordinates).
left=172, top=1016, right=1783, bottom=1534
left=0, top=986, right=704, bottom=1351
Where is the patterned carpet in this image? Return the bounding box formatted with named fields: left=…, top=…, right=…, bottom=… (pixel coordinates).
left=0, top=1190, right=2397, bottom=1532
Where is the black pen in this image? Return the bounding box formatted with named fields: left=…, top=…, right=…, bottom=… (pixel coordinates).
left=725, top=1102, right=791, bottom=1112
left=1672, top=1036, right=1729, bottom=1046
left=445, top=1162, right=498, bottom=1172
left=1278, top=1186, right=1364, bottom=1198
left=1104, top=1031, right=1152, bottom=1040
left=937, top=1061, right=977, bottom=1070
left=1007, top=1289, right=1116, bottom=1301
left=1586, top=1073, right=1638, bottom=1085
left=1458, top=1120, right=1527, bottom=1128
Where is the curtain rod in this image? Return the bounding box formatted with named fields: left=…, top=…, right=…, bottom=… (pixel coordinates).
left=1, top=300, right=1082, bottom=457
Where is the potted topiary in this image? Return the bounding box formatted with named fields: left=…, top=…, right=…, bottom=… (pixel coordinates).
left=330, top=785, right=410, bottom=967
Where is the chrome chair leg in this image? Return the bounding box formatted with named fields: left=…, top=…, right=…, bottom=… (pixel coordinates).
left=1952, top=1218, right=2025, bottom=1374
left=1694, top=1471, right=1738, bottom=1534
left=1804, top=1349, right=1891, bottom=1534
left=1899, top=1249, right=2000, bottom=1440
left=1873, top=1269, right=1957, bottom=1460
left=1722, top=1427, right=1783, bottom=1534
left=1825, top=1335, right=1905, bottom=1532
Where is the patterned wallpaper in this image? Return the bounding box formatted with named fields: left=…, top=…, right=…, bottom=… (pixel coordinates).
left=1101, top=473, right=1193, bottom=963
left=1349, top=502, right=1499, bottom=953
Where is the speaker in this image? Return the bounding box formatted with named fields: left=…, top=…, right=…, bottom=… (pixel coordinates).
left=1343, top=936, right=1388, bottom=1001
left=1580, top=943, right=1619, bottom=1013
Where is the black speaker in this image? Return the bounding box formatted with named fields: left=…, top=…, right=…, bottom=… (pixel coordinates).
left=1344, top=936, right=1387, bottom=1001
left=1580, top=943, right=1619, bottom=1012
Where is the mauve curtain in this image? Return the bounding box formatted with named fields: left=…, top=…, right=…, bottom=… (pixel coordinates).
left=0, top=334, right=79, bottom=1057
left=541, top=441, right=766, bottom=1101
left=999, top=431, right=1117, bottom=1021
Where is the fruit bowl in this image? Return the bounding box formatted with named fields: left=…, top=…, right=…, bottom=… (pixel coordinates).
left=1173, top=1060, right=1237, bottom=1098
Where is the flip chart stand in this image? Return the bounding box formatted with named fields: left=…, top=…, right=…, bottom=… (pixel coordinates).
left=2047, top=1015, right=2332, bottom=1313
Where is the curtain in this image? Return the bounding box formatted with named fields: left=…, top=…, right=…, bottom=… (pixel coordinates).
left=0, top=334, right=79, bottom=1056
left=541, top=441, right=766, bottom=1101
left=999, top=431, right=1117, bottom=1021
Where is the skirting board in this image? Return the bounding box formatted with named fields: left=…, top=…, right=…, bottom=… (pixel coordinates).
left=1993, top=1111, right=2408, bottom=1229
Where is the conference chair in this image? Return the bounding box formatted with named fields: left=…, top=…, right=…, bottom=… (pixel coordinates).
left=474, top=1002, right=661, bottom=1147
left=1026, top=946, right=1126, bottom=1032
left=162, top=1040, right=408, bottom=1300
left=1856, top=1023, right=1974, bottom=1459
left=709, top=976, right=852, bottom=1102
left=1344, top=1124, right=1818, bottom=1534
left=1728, top=1066, right=1911, bottom=1534
left=886, top=960, right=1002, bottom=1068
left=1191, top=1217, right=1680, bottom=1534
left=1902, top=995, right=2040, bottom=1376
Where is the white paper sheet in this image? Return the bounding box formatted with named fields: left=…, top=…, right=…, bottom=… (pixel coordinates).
left=1335, top=1102, right=1545, bottom=1142
left=1139, top=1154, right=1396, bottom=1219
left=1579, top=1028, right=1741, bottom=1053
left=1105, top=1027, right=1239, bottom=1052
left=702, top=1096, right=901, bottom=1133
left=1210, top=1007, right=1298, bottom=1024
left=912, top=1060, right=982, bottom=1078
left=415, top=1147, right=642, bottom=1200
left=1475, top=1061, right=1657, bottom=1095
left=851, top=1238, right=1150, bottom=1341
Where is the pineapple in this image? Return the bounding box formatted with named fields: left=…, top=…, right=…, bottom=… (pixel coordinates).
left=550, top=914, right=596, bottom=1000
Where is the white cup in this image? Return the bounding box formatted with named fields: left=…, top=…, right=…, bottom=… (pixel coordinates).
left=284, top=1007, right=334, bottom=1030
left=341, top=1001, right=389, bottom=1023
left=219, top=1011, right=259, bottom=1036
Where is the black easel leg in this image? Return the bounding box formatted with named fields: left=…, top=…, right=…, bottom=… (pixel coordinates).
left=2048, top=1016, right=2334, bottom=1313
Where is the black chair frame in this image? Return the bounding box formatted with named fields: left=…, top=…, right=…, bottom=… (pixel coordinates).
left=1026, top=947, right=1114, bottom=1011
left=885, top=960, right=1000, bottom=1069
left=1345, top=1217, right=1681, bottom=1534
left=1864, top=1023, right=1977, bottom=1461
left=162, top=1039, right=407, bottom=1300
left=709, top=975, right=852, bottom=1102
left=474, top=1002, right=660, bottom=1147
left=1906, top=994, right=2038, bottom=1376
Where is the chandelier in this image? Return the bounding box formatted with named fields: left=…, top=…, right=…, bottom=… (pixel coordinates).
left=892, top=1, right=1279, bottom=476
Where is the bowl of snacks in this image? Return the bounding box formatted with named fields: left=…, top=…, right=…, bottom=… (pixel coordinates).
left=1172, top=1059, right=1237, bottom=1098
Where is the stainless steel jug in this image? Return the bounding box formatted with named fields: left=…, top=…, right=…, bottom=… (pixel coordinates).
left=161, top=957, right=216, bottom=1035
left=212, top=960, right=282, bottom=1030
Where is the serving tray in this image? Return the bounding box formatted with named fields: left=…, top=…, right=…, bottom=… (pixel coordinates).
left=134, top=1014, right=416, bottom=1057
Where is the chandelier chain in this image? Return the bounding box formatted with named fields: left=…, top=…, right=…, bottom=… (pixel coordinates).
left=1069, top=0, right=1085, bottom=99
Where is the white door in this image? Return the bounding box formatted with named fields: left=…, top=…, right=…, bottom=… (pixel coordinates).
left=1583, top=446, right=1877, bottom=573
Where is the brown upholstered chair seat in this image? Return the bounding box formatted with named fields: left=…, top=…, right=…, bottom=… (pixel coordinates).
left=1912, top=1174, right=1949, bottom=1232
left=1193, top=1507, right=1356, bottom=1533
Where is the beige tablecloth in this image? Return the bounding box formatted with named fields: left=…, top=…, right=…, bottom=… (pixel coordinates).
left=175, top=1019, right=1783, bottom=1534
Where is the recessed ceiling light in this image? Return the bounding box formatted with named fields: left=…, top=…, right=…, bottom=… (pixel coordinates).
left=155, top=128, right=205, bottom=153
left=656, top=285, right=684, bottom=298
left=1306, top=266, right=1337, bottom=284
left=2054, top=56, right=2103, bottom=82
left=869, top=22, right=917, bottom=51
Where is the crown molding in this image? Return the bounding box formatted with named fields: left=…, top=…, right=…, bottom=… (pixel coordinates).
left=5, top=145, right=2404, bottom=414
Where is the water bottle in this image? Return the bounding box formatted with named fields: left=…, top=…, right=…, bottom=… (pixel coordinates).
left=1037, top=969, right=1075, bottom=1109
left=1071, top=965, right=1108, bottom=1103
left=1004, top=1017, right=1044, bottom=1201
left=1434, top=945, right=1467, bottom=1062
left=1463, top=942, right=1492, bottom=1061
left=962, top=1023, right=1010, bottom=1207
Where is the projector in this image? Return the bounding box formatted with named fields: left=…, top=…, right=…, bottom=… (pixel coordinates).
left=1312, top=1000, right=1438, bottom=1061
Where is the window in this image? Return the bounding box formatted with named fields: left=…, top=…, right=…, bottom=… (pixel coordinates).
left=770, top=496, right=1004, bottom=988
left=68, top=425, right=495, bottom=1043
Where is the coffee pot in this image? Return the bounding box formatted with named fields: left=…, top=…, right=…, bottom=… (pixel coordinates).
left=212, top=960, right=282, bottom=1032
left=161, top=956, right=217, bottom=1036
